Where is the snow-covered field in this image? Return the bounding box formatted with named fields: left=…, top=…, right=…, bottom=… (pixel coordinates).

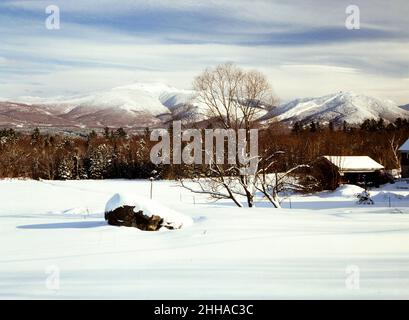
left=0, top=179, right=409, bottom=299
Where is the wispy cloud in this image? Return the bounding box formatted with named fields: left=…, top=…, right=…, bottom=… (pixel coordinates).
left=0, top=0, right=408, bottom=103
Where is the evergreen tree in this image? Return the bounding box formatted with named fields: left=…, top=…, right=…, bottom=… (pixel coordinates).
left=309, top=122, right=317, bottom=133
left=328, top=121, right=334, bottom=132
left=103, top=127, right=111, bottom=139
left=292, top=121, right=302, bottom=134
left=88, top=144, right=113, bottom=179
left=88, top=130, right=97, bottom=140
left=31, top=128, right=41, bottom=142
left=377, top=118, right=385, bottom=131
left=115, top=128, right=127, bottom=138
left=57, top=158, right=73, bottom=180
left=343, top=121, right=349, bottom=132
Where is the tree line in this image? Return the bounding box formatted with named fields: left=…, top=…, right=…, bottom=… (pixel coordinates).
left=0, top=117, right=408, bottom=182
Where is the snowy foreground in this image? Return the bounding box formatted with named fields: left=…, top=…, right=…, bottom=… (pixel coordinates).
left=0, top=179, right=409, bottom=299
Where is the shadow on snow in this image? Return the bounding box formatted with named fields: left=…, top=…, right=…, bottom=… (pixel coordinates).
left=17, top=221, right=107, bottom=230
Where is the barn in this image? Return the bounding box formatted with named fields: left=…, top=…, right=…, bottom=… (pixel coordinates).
left=399, top=139, right=409, bottom=178
left=315, top=156, right=385, bottom=189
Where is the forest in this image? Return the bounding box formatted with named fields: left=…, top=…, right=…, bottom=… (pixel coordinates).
left=1, top=117, right=408, bottom=184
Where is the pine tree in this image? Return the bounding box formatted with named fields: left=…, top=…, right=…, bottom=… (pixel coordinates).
left=31, top=128, right=41, bottom=144
left=103, top=127, right=111, bottom=139
left=292, top=121, right=302, bottom=134
left=88, top=130, right=97, bottom=140
left=88, top=144, right=113, bottom=179
left=57, top=158, right=73, bottom=180
left=328, top=121, right=335, bottom=132
left=343, top=121, right=349, bottom=132
left=115, top=128, right=127, bottom=138
left=309, top=122, right=317, bottom=133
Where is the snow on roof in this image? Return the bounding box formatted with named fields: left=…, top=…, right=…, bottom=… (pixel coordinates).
left=323, top=156, right=384, bottom=172
left=399, top=138, right=409, bottom=152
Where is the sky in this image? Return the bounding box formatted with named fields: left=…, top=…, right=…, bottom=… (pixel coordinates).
left=0, top=0, right=408, bottom=104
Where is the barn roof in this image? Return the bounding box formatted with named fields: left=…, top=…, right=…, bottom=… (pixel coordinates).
left=322, top=156, right=384, bottom=172
left=399, top=138, right=409, bottom=152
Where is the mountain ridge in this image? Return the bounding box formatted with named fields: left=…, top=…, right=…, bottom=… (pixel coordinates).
left=1, top=86, right=408, bottom=130
left=0, top=82, right=195, bottom=129
left=262, top=91, right=409, bottom=125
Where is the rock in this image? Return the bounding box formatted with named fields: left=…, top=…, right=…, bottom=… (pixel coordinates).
left=105, top=205, right=164, bottom=231
left=104, top=193, right=194, bottom=231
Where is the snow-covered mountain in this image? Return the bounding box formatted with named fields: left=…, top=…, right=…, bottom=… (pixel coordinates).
left=13, top=83, right=195, bottom=115
left=263, top=92, right=409, bottom=125
left=1, top=87, right=408, bottom=130
left=1, top=83, right=196, bottom=128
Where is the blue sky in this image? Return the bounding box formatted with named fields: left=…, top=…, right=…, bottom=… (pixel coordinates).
left=0, top=0, right=408, bottom=103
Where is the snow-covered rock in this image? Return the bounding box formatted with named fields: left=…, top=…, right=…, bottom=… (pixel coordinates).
left=105, top=193, right=193, bottom=230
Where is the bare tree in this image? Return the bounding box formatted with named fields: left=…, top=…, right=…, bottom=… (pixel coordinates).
left=389, top=134, right=402, bottom=173
left=179, top=163, right=244, bottom=208
left=255, top=151, right=316, bottom=208
left=193, top=63, right=278, bottom=130
left=181, top=63, right=278, bottom=207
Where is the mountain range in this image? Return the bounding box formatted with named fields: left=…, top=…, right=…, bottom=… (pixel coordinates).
left=0, top=83, right=195, bottom=129
left=261, top=91, right=409, bottom=125
left=0, top=83, right=408, bottom=130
